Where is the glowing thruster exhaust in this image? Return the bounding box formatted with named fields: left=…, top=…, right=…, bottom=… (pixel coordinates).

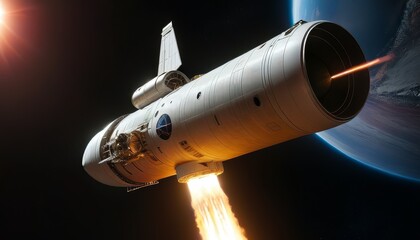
left=187, top=174, right=247, bottom=240
left=175, top=162, right=246, bottom=239
left=330, top=54, right=394, bottom=80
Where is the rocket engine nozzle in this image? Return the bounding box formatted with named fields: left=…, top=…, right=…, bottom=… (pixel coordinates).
left=176, top=162, right=224, bottom=183
left=304, top=23, right=369, bottom=120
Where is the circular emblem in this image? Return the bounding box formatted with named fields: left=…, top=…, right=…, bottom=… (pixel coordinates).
left=156, top=114, right=172, bottom=140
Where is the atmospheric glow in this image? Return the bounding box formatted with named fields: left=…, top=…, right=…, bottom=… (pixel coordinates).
left=292, top=0, right=301, bottom=24
left=187, top=174, right=247, bottom=240
left=331, top=54, right=394, bottom=80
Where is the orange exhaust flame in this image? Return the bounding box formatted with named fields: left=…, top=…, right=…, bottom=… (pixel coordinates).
left=330, top=54, right=394, bottom=80
left=187, top=174, right=247, bottom=240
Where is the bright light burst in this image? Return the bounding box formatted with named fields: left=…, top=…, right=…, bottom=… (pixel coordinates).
left=187, top=174, right=247, bottom=240
left=0, top=3, right=5, bottom=24
left=0, top=1, right=30, bottom=64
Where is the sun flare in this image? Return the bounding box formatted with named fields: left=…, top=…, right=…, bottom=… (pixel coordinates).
left=0, top=2, right=6, bottom=25
left=0, top=1, right=30, bottom=63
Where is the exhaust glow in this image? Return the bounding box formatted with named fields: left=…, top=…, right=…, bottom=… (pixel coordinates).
left=331, top=54, right=394, bottom=80
left=187, top=174, right=247, bottom=240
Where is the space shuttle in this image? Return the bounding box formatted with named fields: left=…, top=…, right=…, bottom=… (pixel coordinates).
left=83, top=21, right=369, bottom=190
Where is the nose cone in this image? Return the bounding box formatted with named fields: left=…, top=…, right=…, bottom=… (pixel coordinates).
left=82, top=129, right=127, bottom=187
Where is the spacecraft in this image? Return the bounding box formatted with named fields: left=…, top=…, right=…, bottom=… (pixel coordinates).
left=83, top=20, right=369, bottom=189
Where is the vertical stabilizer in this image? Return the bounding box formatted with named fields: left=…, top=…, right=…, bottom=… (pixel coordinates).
left=158, top=22, right=182, bottom=75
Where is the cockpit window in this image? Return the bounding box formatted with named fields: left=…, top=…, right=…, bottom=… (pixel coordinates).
left=156, top=114, right=172, bottom=140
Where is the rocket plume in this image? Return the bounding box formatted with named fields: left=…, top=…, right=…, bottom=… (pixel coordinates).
left=330, top=54, right=394, bottom=80
left=187, top=174, right=247, bottom=240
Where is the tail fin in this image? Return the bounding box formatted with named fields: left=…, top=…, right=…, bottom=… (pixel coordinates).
left=158, top=22, right=182, bottom=75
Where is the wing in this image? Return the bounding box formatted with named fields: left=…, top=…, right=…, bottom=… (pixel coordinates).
left=158, top=22, right=182, bottom=75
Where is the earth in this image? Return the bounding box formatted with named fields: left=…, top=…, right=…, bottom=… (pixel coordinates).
left=293, top=0, right=420, bottom=181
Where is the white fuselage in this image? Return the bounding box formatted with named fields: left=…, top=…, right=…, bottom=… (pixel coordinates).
left=83, top=21, right=369, bottom=187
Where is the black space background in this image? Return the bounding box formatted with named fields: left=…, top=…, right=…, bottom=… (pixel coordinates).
left=0, top=1, right=419, bottom=239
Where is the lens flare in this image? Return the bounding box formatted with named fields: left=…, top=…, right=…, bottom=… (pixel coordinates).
left=0, top=4, right=5, bottom=24
left=0, top=1, right=34, bottom=64
left=330, top=54, right=394, bottom=80
left=187, top=174, right=247, bottom=240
